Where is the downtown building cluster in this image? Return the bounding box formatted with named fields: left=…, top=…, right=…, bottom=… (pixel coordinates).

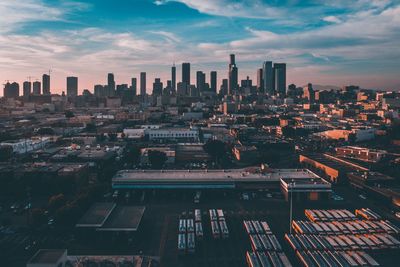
left=2, top=54, right=287, bottom=105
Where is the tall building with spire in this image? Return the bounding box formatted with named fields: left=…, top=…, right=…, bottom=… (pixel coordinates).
left=228, top=54, right=238, bottom=95
left=171, top=63, right=176, bottom=93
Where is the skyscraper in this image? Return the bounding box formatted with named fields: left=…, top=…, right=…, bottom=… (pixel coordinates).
left=228, top=54, right=238, bottom=95
left=33, top=81, right=41, bottom=95
left=220, top=79, right=228, bottom=96
left=171, top=64, right=176, bottom=92
left=23, top=81, right=31, bottom=98
left=210, top=71, right=217, bottom=93
left=182, top=62, right=190, bottom=87
left=66, top=76, right=78, bottom=97
left=274, top=63, right=286, bottom=96
left=140, top=72, right=146, bottom=96
left=3, top=82, right=19, bottom=98
left=42, top=74, right=50, bottom=95
left=257, top=68, right=264, bottom=93
left=263, top=61, right=274, bottom=95
left=131, top=78, right=137, bottom=96
left=196, top=71, right=206, bottom=93
left=152, top=78, right=163, bottom=96
left=107, top=73, right=115, bottom=96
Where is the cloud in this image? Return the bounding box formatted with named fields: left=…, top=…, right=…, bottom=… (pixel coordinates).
left=0, top=0, right=90, bottom=33
left=154, top=0, right=283, bottom=19
left=323, top=16, right=342, bottom=24
left=147, top=31, right=181, bottom=43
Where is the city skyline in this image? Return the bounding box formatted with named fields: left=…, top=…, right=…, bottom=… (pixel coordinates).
left=1, top=0, right=400, bottom=94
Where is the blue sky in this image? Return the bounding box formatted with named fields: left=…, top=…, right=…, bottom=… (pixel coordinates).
left=1, top=0, right=400, bottom=93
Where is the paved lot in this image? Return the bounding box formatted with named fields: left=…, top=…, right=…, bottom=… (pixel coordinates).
left=2, top=188, right=400, bottom=267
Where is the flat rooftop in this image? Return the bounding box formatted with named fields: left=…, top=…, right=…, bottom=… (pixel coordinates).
left=28, top=249, right=66, bottom=264
left=76, top=202, right=116, bottom=227
left=112, top=168, right=321, bottom=189
left=99, top=206, right=146, bottom=232
left=113, top=168, right=318, bottom=182
left=76, top=204, right=145, bottom=232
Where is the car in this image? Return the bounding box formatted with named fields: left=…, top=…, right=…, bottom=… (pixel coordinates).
left=359, top=194, right=367, bottom=200
left=48, top=218, right=54, bottom=225
left=242, top=193, right=250, bottom=201
left=395, top=212, right=400, bottom=219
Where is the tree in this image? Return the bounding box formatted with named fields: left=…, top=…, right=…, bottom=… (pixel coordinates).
left=203, top=140, right=226, bottom=163
left=65, top=110, right=75, bottom=118
left=148, top=150, right=167, bottom=169
left=124, top=144, right=141, bottom=164
left=108, top=132, right=118, bottom=141
left=0, top=146, right=13, bottom=162
left=85, top=123, right=97, bottom=133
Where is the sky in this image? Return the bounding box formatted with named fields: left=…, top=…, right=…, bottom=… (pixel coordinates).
left=1, top=0, right=400, bottom=95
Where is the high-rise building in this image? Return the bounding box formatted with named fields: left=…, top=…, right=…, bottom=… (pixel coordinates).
left=210, top=71, right=217, bottom=93
left=94, top=84, right=106, bottom=97
left=182, top=62, right=190, bottom=87
left=171, top=64, right=176, bottom=92
left=131, top=78, right=137, bottom=96
left=220, top=79, right=228, bottom=96
left=107, top=73, right=115, bottom=96
left=42, top=74, right=51, bottom=95
left=262, top=61, right=273, bottom=95
left=274, top=63, right=286, bottom=96
left=228, top=54, right=238, bottom=95
left=33, top=81, right=41, bottom=95
left=257, top=68, right=264, bottom=93
left=66, top=76, right=78, bottom=97
left=3, top=82, right=19, bottom=98
left=196, top=71, right=206, bottom=93
left=140, top=72, right=146, bottom=96
left=23, top=81, right=31, bottom=98
left=152, top=78, right=163, bottom=96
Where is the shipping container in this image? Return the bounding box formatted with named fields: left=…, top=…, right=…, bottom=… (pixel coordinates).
left=247, top=251, right=261, bottom=267
left=257, top=252, right=272, bottom=267
left=245, top=220, right=256, bottom=235
left=260, top=234, right=274, bottom=251
left=251, top=221, right=263, bottom=234
left=261, top=221, right=273, bottom=234
left=250, top=234, right=264, bottom=252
